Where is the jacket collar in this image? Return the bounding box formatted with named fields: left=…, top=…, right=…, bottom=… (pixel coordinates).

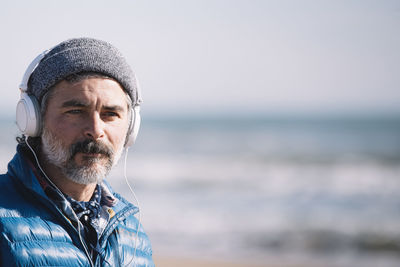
left=7, top=145, right=128, bottom=214
left=7, top=145, right=49, bottom=199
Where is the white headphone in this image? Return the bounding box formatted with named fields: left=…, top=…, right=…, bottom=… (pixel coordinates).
left=16, top=50, right=142, bottom=147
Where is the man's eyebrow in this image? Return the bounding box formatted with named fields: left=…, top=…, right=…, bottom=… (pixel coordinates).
left=61, top=99, right=87, bottom=108
left=61, top=100, right=126, bottom=112
left=103, top=105, right=125, bottom=112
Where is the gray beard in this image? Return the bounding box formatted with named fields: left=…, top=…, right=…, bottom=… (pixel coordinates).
left=41, top=127, right=123, bottom=185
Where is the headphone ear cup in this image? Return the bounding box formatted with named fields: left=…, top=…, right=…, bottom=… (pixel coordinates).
left=16, top=93, right=41, bottom=137
left=125, top=105, right=141, bottom=147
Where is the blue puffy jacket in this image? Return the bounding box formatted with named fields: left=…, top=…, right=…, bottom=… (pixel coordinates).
left=0, top=147, right=155, bottom=266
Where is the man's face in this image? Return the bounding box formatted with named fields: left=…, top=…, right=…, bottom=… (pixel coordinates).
left=41, top=77, right=130, bottom=185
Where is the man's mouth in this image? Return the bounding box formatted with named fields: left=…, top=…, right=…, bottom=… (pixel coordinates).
left=82, top=152, right=103, bottom=155
left=78, top=152, right=106, bottom=158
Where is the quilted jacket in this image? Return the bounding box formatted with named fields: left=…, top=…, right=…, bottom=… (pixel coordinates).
left=0, top=146, right=155, bottom=266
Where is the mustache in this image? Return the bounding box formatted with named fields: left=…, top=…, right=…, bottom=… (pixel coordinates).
left=69, top=139, right=113, bottom=159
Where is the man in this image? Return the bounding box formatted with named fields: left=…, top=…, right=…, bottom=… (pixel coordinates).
left=0, top=38, right=154, bottom=266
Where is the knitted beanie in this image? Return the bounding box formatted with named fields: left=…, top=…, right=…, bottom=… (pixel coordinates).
left=27, top=37, right=138, bottom=104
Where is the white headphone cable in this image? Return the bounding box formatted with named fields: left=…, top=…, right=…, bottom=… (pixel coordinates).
left=25, top=136, right=95, bottom=267
left=123, top=146, right=142, bottom=267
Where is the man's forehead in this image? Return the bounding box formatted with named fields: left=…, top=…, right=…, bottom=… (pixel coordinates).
left=48, top=78, right=129, bottom=108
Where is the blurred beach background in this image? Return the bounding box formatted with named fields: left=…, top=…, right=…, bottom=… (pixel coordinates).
left=1, top=1, right=400, bottom=266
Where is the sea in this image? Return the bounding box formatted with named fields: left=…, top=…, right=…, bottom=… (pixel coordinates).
left=1, top=113, right=400, bottom=267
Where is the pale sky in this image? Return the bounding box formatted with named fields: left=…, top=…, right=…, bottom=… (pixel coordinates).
left=0, top=0, right=399, bottom=117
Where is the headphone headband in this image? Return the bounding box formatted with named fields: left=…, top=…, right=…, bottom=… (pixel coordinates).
left=19, top=50, right=49, bottom=93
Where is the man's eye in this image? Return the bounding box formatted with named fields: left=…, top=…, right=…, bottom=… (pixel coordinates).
left=104, top=112, right=119, bottom=117
left=66, top=109, right=82, bottom=114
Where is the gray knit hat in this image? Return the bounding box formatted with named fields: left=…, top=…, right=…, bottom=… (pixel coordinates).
left=27, top=37, right=139, bottom=104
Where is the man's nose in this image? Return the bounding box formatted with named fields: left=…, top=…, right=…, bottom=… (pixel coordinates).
left=84, top=113, right=105, bottom=140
